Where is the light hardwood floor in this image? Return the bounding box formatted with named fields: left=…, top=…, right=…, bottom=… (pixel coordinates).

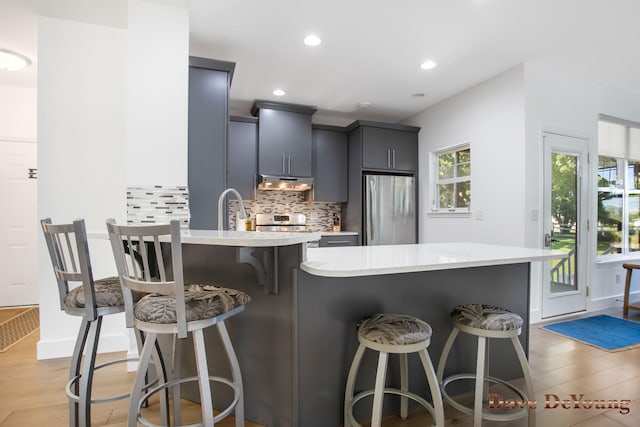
left=1, top=308, right=639, bottom=426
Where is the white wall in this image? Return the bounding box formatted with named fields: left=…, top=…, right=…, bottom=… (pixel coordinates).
left=404, top=66, right=526, bottom=246
left=406, top=62, right=640, bottom=323
left=524, top=63, right=640, bottom=317
left=37, top=16, right=128, bottom=359
left=36, top=0, right=191, bottom=360
left=0, top=85, right=37, bottom=141
left=127, top=0, right=189, bottom=186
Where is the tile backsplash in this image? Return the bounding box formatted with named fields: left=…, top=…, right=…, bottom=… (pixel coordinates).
left=228, top=190, right=341, bottom=232
left=127, top=185, right=190, bottom=228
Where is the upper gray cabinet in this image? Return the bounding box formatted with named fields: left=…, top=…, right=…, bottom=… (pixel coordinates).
left=188, top=57, right=235, bottom=230
left=349, top=121, right=420, bottom=173
left=311, top=126, right=348, bottom=202
left=228, top=116, right=258, bottom=200
left=251, top=101, right=317, bottom=177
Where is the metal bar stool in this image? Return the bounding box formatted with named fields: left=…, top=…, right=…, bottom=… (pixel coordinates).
left=107, top=219, right=250, bottom=427
left=344, top=313, right=445, bottom=427
left=41, top=218, right=168, bottom=427
left=436, top=304, right=535, bottom=427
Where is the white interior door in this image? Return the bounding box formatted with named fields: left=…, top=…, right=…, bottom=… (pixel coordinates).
left=0, top=140, right=38, bottom=307
left=542, top=132, right=588, bottom=318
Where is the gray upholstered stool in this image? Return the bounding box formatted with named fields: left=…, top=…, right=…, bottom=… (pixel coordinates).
left=41, top=218, right=168, bottom=427
left=436, top=304, right=535, bottom=427
left=344, top=314, right=445, bottom=427
left=108, top=219, right=249, bottom=427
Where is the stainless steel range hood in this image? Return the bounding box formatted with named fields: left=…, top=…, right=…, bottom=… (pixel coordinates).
left=257, top=174, right=313, bottom=191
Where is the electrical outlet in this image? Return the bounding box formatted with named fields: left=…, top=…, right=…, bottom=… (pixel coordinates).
left=616, top=273, right=621, bottom=284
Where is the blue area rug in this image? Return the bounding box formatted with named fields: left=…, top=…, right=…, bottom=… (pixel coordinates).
left=542, top=315, right=640, bottom=352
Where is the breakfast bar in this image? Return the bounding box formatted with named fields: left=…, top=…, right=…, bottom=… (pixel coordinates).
left=168, top=235, right=564, bottom=427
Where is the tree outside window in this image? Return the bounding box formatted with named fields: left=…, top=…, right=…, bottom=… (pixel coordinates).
left=597, top=117, right=640, bottom=257
left=431, top=144, right=471, bottom=212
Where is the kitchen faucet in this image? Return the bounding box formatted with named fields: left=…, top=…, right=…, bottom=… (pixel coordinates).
left=217, top=188, right=248, bottom=230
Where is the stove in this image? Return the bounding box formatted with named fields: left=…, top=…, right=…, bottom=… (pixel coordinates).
left=255, top=213, right=307, bottom=232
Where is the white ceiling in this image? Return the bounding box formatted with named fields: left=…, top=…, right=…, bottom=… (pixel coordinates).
left=2, top=0, right=640, bottom=125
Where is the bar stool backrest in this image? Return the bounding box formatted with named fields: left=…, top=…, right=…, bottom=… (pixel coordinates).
left=41, top=218, right=98, bottom=321
left=106, top=219, right=187, bottom=338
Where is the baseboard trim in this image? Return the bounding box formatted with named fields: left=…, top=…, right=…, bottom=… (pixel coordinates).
left=531, top=293, right=629, bottom=326
left=529, top=308, right=542, bottom=325
left=126, top=349, right=139, bottom=372
left=589, top=294, right=625, bottom=312
left=36, top=333, right=129, bottom=360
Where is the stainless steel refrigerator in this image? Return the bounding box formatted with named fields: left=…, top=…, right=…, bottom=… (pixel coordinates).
left=363, top=174, right=416, bottom=245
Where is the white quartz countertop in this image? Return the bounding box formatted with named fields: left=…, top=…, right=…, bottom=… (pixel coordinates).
left=180, top=230, right=322, bottom=246
left=89, top=229, right=322, bottom=247
left=300, top=242, right=567, bottom=277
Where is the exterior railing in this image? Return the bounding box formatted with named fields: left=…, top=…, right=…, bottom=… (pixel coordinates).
left=550, top=246, right=576, bottom=286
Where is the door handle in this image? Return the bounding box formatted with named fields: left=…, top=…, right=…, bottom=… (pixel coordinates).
left=392, top=149, right=396, bottom=168
left=288, top=156, right=292, bottom=175
left=544, top=233, right=559, bottom=247
left=387, top=149, right=391, bottom=168
left=282, top=155, right=286, bottom=174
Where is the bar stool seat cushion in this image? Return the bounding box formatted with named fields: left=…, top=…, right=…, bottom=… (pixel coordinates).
left=64, top=277, right=125, bottom=309
left=451, top=304, right=523, bottom=331
left=358, top=313, right=432, bottom=346
left=134, top=284, right=251, bottom=324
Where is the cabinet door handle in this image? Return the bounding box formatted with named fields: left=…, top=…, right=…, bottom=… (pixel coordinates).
left=288, top=156, right=292, bottom=175
left=327, top=240, right=352, bottom=245
left=392, top=149, right=396, bottom=168
left=387, top=149, right=391, bottom=168
left=282, top=154, right=286, bottom=174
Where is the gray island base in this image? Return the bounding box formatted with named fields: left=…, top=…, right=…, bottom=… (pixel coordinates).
left=161, top=238, right=563, bottom=427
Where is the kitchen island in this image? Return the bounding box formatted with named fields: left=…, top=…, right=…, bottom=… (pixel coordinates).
left=169, top=237, right=564, bottom=427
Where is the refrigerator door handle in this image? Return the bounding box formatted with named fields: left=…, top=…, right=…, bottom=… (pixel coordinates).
left=366, top=177, right=376, bottom=244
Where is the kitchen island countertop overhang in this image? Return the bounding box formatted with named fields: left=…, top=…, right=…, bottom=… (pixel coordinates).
left=90, top=229, right=323, bottom=247
left=301, top=242, right=566, bottom=277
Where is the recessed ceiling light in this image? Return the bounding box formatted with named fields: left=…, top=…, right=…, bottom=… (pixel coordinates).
left=357, top=101, right=372, bottom=108
left=304, top=34, right=322, bottom=47
left=0, top=48, right=31, bottom=71
left=420, top=60, right=437, bottom=70
left=273, top=89, right=286, bottom=96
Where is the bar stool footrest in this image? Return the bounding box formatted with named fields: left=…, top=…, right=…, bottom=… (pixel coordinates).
left=348, top=387, right=438, bottom=427
left=66, top=357, right=148, bottom=404
left=136, top=375, right=240, bottom=427
left=441, top=373, right=530, bottom=422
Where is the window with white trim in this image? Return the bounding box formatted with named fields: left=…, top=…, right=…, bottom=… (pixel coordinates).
left=430, top=144, right=471, bottom=213
left=597, top=116, right=640, bottom=257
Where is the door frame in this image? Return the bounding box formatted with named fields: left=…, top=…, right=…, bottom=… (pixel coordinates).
left=541, top=131, right=589, bottom=318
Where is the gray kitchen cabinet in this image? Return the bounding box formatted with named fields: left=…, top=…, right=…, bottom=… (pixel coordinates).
left=251, top=101, right=316, bottom=177
left=228, top=116, right=258, bottom=200
left=350, top=121, right=420, bottom=172
left=188, top=57, right=235, bottom=230
left=311, top=126, right=348, bottom=202
left=319, top=234, right=358, bottom=247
